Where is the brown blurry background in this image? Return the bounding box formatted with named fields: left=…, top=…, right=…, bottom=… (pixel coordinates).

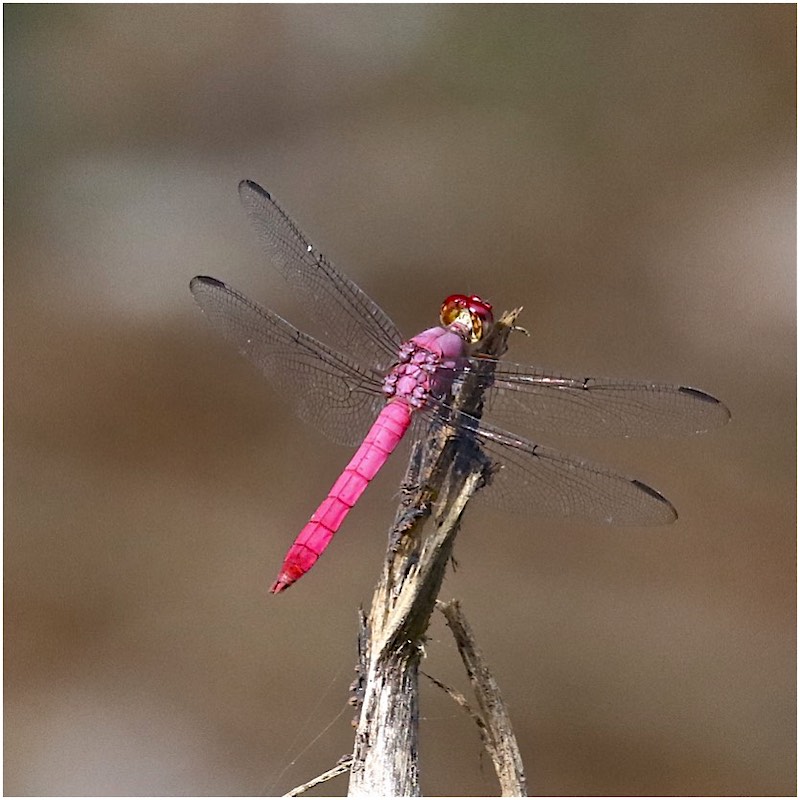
left=4, top=5, right=795, bottom=796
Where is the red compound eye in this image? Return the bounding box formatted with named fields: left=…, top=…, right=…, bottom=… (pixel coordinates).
left=440, top=294, right=494, bottom=342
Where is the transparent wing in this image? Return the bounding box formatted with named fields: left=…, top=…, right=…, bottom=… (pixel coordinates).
left=428, top=408, right=678, bottom=525
left=464, top=358, right=730, bottom=439
left=190, top=276, right=386, bottom=447
left=238, top=180, right=403, bottom=372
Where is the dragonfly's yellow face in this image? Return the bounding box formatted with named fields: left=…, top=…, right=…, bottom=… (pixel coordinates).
left=440, top=294, right=494, bottom=343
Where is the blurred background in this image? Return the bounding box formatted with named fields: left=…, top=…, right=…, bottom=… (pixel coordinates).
left=4, top=5, right=795, bottom=796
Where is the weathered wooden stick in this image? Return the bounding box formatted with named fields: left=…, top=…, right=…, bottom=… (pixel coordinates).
left=438, top=599, right=528, bottom=796
left=348, top=309, right=523, bottom=797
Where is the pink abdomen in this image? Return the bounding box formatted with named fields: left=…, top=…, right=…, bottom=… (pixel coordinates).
left=270, top=400, right=413, bottom=593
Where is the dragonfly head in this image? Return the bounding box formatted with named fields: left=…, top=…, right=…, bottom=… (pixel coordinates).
left=440, top=294, right=494, bottom=343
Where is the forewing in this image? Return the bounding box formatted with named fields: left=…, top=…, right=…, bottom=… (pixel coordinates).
left=238, top=180, right=404, bottom=371
left=469, top=358, right=730, bottom=439
left=190, top=276, right=385, bottom=447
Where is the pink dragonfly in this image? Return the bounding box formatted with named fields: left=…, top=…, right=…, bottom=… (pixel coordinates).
left=190, top=180, right=729, bottom=594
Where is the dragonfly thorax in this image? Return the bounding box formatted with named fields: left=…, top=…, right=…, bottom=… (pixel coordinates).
left=383, top=326, right=467, bottom=409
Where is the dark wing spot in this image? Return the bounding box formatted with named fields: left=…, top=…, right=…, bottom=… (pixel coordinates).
left=631, top=479, right=678, bottom=522
left=679, top=386, right=721, bottom=404
left=190, top=275, right=226, bottom=291
left=239, top=178, right=271, bottom=200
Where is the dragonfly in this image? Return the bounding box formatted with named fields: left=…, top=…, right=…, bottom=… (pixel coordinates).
left=190, top=180, right=730, bottom=593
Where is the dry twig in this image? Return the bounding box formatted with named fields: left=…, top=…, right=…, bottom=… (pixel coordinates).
left=348, top=310, right=525, bottom=796
left=438, top=599, right=528, bottom=796
left=284, top=757, right=353, bottom=797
